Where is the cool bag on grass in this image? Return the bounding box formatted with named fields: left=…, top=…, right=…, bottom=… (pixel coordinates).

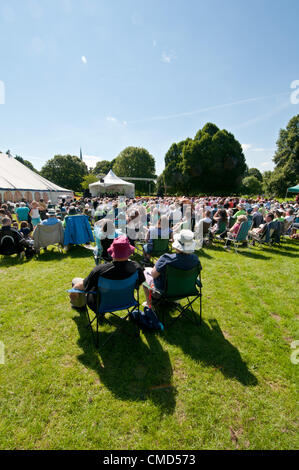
left=130, top=306, right=164, bottom=332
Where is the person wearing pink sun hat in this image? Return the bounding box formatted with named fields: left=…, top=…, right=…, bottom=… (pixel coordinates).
left=69, top=236, right=145, bottom=312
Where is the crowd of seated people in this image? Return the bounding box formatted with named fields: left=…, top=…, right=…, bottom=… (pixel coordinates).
left=1, top=194, right=298, bottom=320
left=1, top=194, right=298, bottom=259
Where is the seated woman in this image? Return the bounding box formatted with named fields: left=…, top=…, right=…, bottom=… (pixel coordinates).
left=209, top=209, right=228, bottom=239
left=70, top=236, right=145, bottom=312
left=224, top=215, right=247, bottom=248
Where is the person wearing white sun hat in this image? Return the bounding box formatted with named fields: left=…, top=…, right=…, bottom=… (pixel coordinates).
left=143, top=229, right=201, bottom=306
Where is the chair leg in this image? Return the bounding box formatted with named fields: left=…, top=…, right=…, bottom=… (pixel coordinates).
left=167, top=295, right=201, bottom=327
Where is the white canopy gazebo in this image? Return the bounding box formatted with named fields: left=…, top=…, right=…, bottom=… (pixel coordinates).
left=89, top=170, right=135, bottom=198
left=0, top=152, right=74, bottom=203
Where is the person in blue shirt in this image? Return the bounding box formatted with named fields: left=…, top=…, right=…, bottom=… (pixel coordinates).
left=41, top=209, right=61, bottom=226
left=143, top=229, right=201, bottom=306
left=16, top=202, right=30, bottom=222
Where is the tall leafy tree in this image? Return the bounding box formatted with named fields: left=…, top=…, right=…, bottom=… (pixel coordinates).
left=15, top=155, right=39, bottom=173
left=113, top=147, right=156, bottom=193
left=180, top=125, right=246, bottom=194
left=163, top=140, right=191, bottom=194
left=92, top=159, right=116, bottom=176
left=267, top=114, right=299, bottom=196
left=40, top=154, right=88, bottom=192
left=247, top=167, right=263, bottom=182
left=242, top=176, right=263, bottom=195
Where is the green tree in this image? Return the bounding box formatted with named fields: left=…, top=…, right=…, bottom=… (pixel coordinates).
left=81, top=174, right=98, bottom=190
left=262, top=170, right=273, bottom=194
left=93, top=159, right=115, bottom=176
left=163, top=140, right=191, bottom=194
left=242, top=176, right=263, bottom=195
left=267, top=114, right=299, bottom=196
left=180, top=125, right=246, bottom=194
left=113, top=147, right=156, bottom=193
left=40, top=154, right=88, bottom=192
left=156, top=174, right=165, bottom=197
left=247, top=167, right=263, bottom=182
left=15, top=155, right=39, bottom=174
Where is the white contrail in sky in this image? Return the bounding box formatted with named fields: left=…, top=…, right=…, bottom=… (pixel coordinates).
left=128, top=91, right=289, bottom=124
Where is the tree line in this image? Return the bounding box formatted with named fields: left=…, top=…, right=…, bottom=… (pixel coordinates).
left=8, top=113, right=299, bottom=197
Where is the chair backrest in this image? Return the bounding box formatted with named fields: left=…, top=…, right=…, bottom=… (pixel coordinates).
left=235, top=220, right=252, bottom=241
left=33, top=222, right=63, bottom=249
left=64, top=215, right=94, bottom=245
left=164, top=264, right=200, bottom=298
left=151, top=237, right=170, bottom=256
left=97, top=271, right=138, bottom=314
left=215, top=220, right=227, bottom=234
left=202, top=221, right=211, bottom=235
left=228, top=216, right=236, bottom=229
left=0, top=229, right=20, bottom=255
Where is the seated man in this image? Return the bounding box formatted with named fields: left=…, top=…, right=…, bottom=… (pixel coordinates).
left=41, top=208, right=61, bottom=225
left=251, top=205, right=264, bottom=228
left=249, top=212, right=277, bottom=242
left=0, top=216, right=27, bottom=257
left=69, top=235, right=145, bottom=311
left=143, top=229, right=201, bottom=306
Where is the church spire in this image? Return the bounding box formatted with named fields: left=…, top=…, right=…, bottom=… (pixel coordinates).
left=80, top=147, right=83, bottom=161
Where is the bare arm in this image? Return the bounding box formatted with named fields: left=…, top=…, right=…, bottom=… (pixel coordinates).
left=151, top=267, right=160, bottom=279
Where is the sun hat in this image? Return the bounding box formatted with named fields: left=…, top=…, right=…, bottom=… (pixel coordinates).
left=107, top=235, right=135, bottom=259
left=46, top=209, right=57, bottom=217
left=68, top=206, right=77, bottom=215
left=172, top=229, right=196, bottom=254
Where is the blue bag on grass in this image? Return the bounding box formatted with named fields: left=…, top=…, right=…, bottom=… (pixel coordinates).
left=130, top=307, right=164, bottom=332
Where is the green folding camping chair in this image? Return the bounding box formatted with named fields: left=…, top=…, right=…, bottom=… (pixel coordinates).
left=138, top=237, right=171, bottom=266
left=144, top=264, right=202, bottom=327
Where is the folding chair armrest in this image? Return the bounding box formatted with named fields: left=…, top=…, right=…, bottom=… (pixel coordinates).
left=67, top=288, right=97, bottom=295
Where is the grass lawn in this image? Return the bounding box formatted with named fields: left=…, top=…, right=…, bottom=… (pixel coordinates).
left=0, top=239, right=298, bottom=450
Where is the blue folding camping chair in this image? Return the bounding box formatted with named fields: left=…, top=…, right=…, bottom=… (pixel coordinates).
left=85, top=271, right=140, bottom=348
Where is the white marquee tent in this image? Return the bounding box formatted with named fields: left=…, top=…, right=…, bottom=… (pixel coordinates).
left=89, top=170, right=135, bottom=198
left=0, top=152, right=74, bottom=203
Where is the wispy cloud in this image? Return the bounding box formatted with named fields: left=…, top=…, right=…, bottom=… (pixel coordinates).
left=81, top=55, right=87, bottom=64
left=106, top=116, right=127, bottom=126
left=242, top=144, right=276, bottom=153
left=106, top=116, right=117, bottom=123
left=153, top=39, right=157, bottom=47
left=162, top=51, right=176, bottom=63
left=232, top=100, right=290, bottom=130
left=128, top=91, right=289, bottom=124
left=242, top=144, right=252, bottom=152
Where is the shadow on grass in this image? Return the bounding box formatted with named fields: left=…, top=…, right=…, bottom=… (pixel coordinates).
left=235, top=250, right=270, bottom=260
left=195, top=249, right=213, bottom=259
left=73, top=309, right=176, bottom=415
left=162, top=314, right=258, bottom=387
left=67, top=245, right=95, bottom=259
left=0, top=254, right=26, bottom=268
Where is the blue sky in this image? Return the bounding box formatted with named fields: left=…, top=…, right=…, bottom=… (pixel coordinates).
left=0, top=0, right=299, bottom=175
